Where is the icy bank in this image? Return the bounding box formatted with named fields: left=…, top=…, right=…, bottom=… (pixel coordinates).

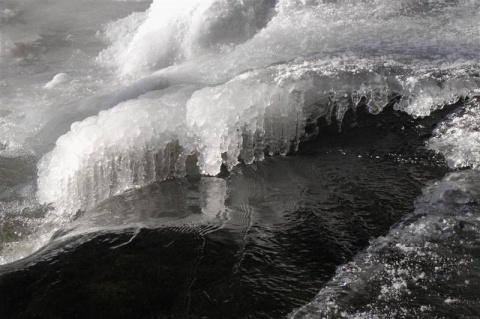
left=28, top=0, right=480, bottom=265
left=428, top=99, right=480, bottom=169
left=37, top=56, right=480, bottom=216
left=290, top=169, right=480, bottom=318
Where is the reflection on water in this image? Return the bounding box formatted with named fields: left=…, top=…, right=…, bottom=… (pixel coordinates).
left=0, top=106, right=452, bottom=318
left=1, top=0, right=480, bottom=317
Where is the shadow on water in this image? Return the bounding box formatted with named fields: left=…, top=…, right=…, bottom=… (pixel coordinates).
left=0, top=101, right=461, bottom=318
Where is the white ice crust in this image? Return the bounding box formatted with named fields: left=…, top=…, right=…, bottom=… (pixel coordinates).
left=429, top=99, right=480, bottom=169
left=35, top=0, right=480, bottom=216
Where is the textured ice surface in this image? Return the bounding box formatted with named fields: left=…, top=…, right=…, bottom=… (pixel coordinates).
left=290, top=170, right=480, bottom=318
left=428, top=99, right=480, bottom=169
left=37, top=86, right=196, bottom=215
left=37, top=57, right=480, bottom=214
left=2, top=0, right=480, bottom=267
left=36, top=0, right=480, bottom=216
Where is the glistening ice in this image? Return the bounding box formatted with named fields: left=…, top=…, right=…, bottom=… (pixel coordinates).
left=1, top=0, right=480, bottom=317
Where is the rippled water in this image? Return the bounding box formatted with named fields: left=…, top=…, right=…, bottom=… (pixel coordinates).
left=0, top=105, right=453, bottom=318
left=1, top=0, right=480, bottom=318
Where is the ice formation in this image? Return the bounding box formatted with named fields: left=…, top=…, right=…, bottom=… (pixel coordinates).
left=2, top=0, right=480, bottom=271
left=428, top=99, right=480, bottom=169
left=33, top=0, right=480, bottom=217
left=290, top=170, right=480, bottom=318
left=37, top=86, right=196, bottom=216
left=37, top=56, right=480, bottom=215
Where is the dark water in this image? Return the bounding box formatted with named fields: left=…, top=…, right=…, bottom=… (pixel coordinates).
left=0, top=105, right=454, bottom=318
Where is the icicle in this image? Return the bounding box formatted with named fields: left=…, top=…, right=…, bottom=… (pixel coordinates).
left=336, top=93, right=350, bottom=131
left=351, top=90, right=361, bottom=114
left=367, top=86, right=389, bottom=114
left=326, top=91, right=337, bottom=125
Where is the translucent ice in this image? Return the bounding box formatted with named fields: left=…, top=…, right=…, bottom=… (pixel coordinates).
left=4, top=0, right=480, bottom=265
left=37, top=86, right=197, bottom=215
left=37, top=55, right=480, bottom=215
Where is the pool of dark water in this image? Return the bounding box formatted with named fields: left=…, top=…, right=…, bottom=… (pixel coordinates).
left=0, top=104, right=455, bottom=318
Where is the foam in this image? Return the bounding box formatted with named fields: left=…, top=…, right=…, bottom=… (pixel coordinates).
left=44, top=73, right=70, bottom=89
left=98, top=0, right=276, bottom=77
left=114, top=0, right=480, bottom=85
